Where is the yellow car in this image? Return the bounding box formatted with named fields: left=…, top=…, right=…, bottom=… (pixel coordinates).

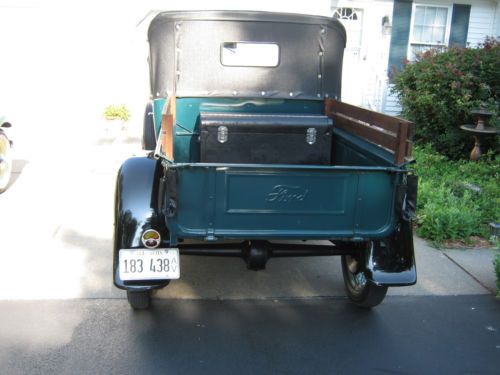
left=0, top=116, right=12, bottom=193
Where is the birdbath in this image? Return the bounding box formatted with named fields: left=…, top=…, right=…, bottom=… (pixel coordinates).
left=460, top=109, right=499, bottom=161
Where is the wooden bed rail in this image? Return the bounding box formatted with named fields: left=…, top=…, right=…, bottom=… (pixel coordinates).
left=160, top=96, right=176, bottom=160
left=324, top=99, right=414, bottom=165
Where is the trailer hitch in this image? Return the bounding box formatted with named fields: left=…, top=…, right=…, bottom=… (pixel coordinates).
left=243, top=241, right=270, bottom=271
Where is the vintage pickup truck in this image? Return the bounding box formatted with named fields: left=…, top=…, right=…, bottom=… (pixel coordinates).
left=113, top=11, right=417, bottom=309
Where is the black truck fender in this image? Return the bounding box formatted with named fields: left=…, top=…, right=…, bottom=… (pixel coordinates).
left=113, top=156, right=170, bottom=291
left=362, top=173, right=417, bottom=286
left=363, top=219, right=417, bottom=286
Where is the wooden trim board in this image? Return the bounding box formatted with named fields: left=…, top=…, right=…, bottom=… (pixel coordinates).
left=161, top=96, right=176, bottom=160
left=325, top=99, right=414, bottom=165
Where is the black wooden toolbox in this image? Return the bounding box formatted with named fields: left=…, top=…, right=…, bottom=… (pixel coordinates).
left=199, top=113, right=333, bottom=164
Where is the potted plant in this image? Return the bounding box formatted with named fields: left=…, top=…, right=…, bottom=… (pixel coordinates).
left=103, top=104, right=130, bottom=138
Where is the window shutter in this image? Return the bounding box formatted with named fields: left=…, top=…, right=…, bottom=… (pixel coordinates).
left=449, top=4, right=471, bottom=48
left=388, top=0, right=413, bottom=75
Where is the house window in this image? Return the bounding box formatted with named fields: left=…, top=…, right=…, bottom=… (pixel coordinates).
left=333, top=8, right=360, bottom=21
left=409, top=4, right=451, bottom=60
left=332, top=7, right=363, bottom=51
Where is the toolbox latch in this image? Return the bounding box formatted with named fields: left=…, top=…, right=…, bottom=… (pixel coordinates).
left=306, top=128, right=317, bottom=144
left=217, top=126, right=229, bottom=143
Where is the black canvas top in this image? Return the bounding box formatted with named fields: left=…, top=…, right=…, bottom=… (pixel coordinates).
left=148, top=11, right=346, bottom=100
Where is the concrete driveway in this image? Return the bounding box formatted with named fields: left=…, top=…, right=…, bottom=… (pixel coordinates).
left=0, top=122, right=499, bottom=375
left=0, top=126, right=496, bottom=301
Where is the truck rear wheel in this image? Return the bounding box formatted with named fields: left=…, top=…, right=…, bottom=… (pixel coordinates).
left=341, top=254, right=388, bottom=308
left=127, top=290, right=151, bottom=310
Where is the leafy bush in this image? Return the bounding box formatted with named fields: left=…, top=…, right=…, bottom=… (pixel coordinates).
left=417, top=184, right=482, bottom=242
left=413, top=146, right=499, bottom=244
left=103, top=104, right=130, bottom=122
left=391, top=39, right=499, bottom=159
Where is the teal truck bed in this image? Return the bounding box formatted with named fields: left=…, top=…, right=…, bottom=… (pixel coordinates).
left=156, top=98, right=413, bottom=245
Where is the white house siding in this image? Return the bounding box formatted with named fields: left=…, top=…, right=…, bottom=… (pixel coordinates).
left=359, top=1, right=395, bottom=111
left=382, top=84, right=403, bottom=116
left=331, top=0, right=394, bottom=110
left=496, top=0, right=500, bottom=35
left=467, top=0, right=498, bottom=46
left=382, top=0, right=500, bottom=116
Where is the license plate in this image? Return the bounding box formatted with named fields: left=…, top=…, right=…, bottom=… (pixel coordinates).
left=119, top=248, right=180, bottom=281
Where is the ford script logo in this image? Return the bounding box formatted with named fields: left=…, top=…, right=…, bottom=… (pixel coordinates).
left=265, top=185, right=309, bottom=203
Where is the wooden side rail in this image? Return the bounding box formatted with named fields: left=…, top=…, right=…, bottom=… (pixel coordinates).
left=324, top=99, right=414, bottom=165
left=160, top=96, right=176, bottom=160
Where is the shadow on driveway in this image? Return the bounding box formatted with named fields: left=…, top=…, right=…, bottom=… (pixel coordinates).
left=0, top=296, right=498, bottom=374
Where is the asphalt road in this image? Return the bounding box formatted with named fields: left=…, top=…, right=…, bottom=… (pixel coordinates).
left=1, top=296, right=499, bottom=375
left=1, top=125, right=499, bottom=374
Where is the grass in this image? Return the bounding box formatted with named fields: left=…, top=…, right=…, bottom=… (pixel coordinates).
left=413, top=145, right=499, bottom=246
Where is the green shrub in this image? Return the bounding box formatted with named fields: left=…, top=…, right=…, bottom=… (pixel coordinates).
left=391, top=38, right=499, bottom=159
left=416, top=183, right=482, bottom=242
left=103, top=104, right=130, bottom=122
left=413, top=146, right=499, bottom=244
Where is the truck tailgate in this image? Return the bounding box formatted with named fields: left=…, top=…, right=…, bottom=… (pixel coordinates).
left=167, top=164, right=401, bottom=241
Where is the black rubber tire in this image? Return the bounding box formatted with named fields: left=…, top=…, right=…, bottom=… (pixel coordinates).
left=127, top=290, right=152, bottom=310
left=341, top=254, right=388, bottom=308
left=142, top=102, right=156, bottom=150
left=0, top=132, right=12, bottom=193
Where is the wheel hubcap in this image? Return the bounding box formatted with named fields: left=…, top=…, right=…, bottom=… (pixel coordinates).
left=345, top=255, right=367, bottom=291
left=346, top=255, right=359, bottom=273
